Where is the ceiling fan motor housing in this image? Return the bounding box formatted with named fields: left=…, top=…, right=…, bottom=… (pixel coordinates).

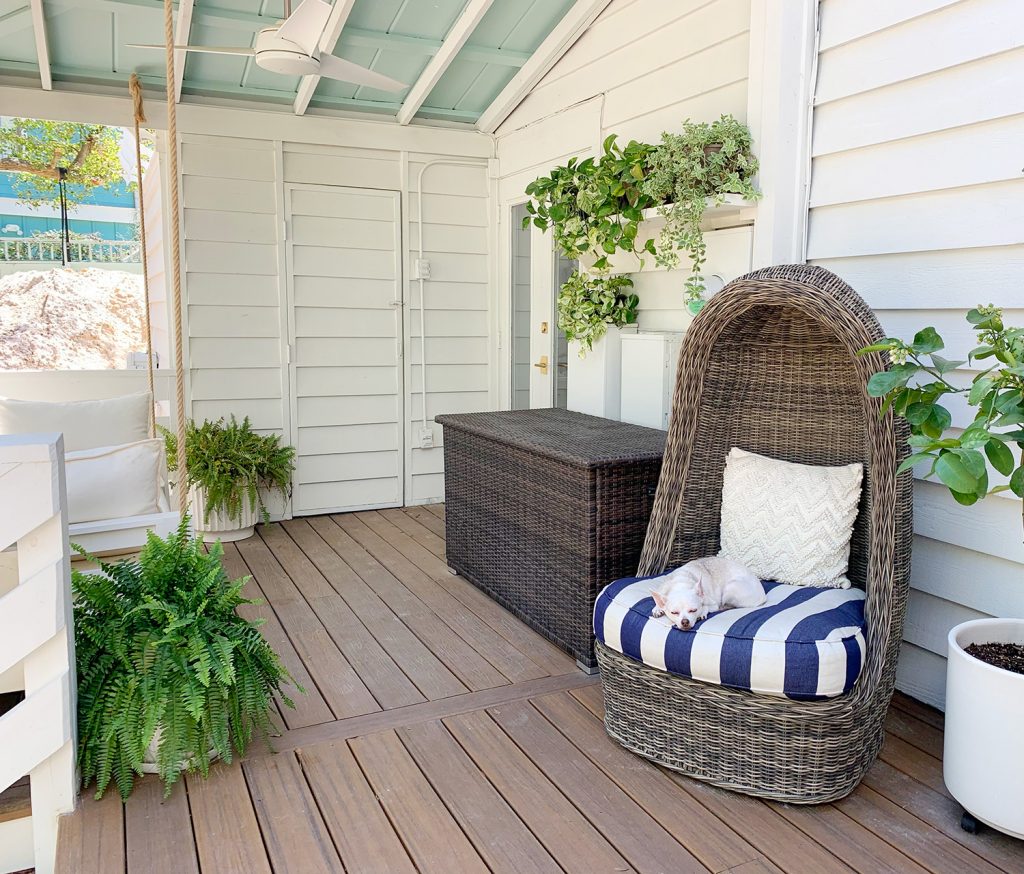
left=254, top=26, right=321, bottom=76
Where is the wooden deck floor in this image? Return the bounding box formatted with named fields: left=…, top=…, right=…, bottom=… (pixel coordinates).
left=56, top=506, right=1024, bottom=874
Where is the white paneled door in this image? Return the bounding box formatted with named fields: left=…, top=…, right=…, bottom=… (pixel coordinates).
left=285, top=184, right=404, bottom=515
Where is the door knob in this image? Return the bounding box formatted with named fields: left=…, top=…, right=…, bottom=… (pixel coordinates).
left=533, top=355, right=549, bottom=375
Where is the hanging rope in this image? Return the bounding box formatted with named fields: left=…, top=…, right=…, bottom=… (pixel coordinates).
left=159, top=0, right=189, bottom=516
left=128, top=73, right=157, bottom=438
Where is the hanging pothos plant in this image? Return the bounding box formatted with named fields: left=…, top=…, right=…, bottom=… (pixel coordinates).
left=557, top=272, right=639, bottom=355
left=524, top=115, right=760, bottom=347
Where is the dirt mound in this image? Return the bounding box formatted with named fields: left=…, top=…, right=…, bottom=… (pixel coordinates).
left=0, top=268, right=146, bottom=370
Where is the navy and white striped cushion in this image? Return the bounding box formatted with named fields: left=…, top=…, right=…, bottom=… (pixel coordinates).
left=594, top=575, right=866, bottom=700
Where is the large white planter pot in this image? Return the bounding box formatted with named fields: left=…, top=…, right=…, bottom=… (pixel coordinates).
left=189, top=486, right=257, bottom=543
left=944, top=617, right=1024, bottom=838
left=141, top=725, right=219, bottom=774
left=567, top=324, right=637, bottom=420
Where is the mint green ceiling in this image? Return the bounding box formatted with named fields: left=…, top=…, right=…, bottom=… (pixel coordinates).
left=0, top=0, right=576, bottom=122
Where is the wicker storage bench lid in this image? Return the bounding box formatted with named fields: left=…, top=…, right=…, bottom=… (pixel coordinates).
left=435, top=408, right=666, bottom=469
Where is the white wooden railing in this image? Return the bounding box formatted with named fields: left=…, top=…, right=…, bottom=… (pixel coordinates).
left=0, top=237, right=142, bottom=263
left=0, top=434, right=77, bottom=874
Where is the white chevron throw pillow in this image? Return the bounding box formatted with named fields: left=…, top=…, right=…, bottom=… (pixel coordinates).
left=719, top=447, right=863, bottom=589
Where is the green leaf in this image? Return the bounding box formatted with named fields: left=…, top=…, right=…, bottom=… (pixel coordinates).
left=950, top=489, right=980, bottom=506
left=1010, top=466, right=1024, bottom=498
left=968, top=376, right=996, bottom=406
left=911, top=327, right=944, bottom=354
left=896, top=452, right=934, bottom=475
left=856, top=342, right=894, bottom=356
left=985, top=439, right=1015, bottom=476
left=952, top=448, right=987, bottom=479
left=904, top=402, right=933, bottom=425
left=630, top=163, right=645, bottom=181
left=934, top=453, right=979, bottom=494
left=929, top=354, right=966, bottom=374
left=867, top=365, right=916, bottom=397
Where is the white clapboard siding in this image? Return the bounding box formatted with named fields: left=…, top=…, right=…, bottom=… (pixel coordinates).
left=405, top=158, right=491, bottom=503
left=498, top=0, right=750, bottom=141
left=285, top=184, right=403, bottom=515
left=808, top=0, right=1024, bottom=708
left=181, top=136, right=284, bottom=436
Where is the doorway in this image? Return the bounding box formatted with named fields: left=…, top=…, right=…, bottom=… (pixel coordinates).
left=284, top=184, right=404, bottom=514
left=509, top=202, right=571, bottom=410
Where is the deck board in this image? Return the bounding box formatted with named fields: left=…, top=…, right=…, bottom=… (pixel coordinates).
left=55, top=505, right=1024, bottom=874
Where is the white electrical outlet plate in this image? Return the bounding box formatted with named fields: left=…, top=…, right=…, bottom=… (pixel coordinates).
left=414, top=258, right=431, bottom=280
left=418, top=427, right=434, bottom=448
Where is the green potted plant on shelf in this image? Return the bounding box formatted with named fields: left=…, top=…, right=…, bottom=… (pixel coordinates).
left=74, top=517, right=297, bottom=800
left=524, top=115, right=760, bottom=353
left=640, top=115, right=759, bottom=312
left=162, top=415, right=295, bottom=542
left=861, top=306, right=1024, bottom=839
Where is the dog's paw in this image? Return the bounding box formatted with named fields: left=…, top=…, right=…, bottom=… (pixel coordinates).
left=650, top=606, right=665, bottom=618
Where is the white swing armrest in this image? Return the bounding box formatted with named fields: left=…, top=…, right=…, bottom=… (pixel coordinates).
left=69, top=510, right=181, bottom=557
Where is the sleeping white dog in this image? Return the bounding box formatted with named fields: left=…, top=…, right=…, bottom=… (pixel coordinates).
left=650, top=556, right=766, bottom=630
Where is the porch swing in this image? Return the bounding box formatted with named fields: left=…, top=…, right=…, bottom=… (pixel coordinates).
left=0, top=74, right=188, bottom=556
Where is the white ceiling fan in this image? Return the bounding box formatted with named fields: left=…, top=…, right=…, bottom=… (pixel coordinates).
left=129, top=0, right=407, bottom=90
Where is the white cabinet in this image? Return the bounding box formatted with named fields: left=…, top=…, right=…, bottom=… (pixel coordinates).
left=619, top=332, right=684, bottom=430
left=567, top=325, right=637, bottom=420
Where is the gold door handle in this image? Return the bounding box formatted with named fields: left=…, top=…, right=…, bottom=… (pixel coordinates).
left=533, top=355, right=549, bottom=375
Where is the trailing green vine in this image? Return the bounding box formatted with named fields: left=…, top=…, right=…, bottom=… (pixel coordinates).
left=557, top=272, right=638, bottom=354
left=524, top=115, right=759, bottom=346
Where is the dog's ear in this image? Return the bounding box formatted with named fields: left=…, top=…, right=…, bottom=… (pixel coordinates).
left=651, top=590, right=666, bottom=609
left=694, top=575, right=705, bottom=599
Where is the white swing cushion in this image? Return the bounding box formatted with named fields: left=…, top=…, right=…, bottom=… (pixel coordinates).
left=65, top=438, right=165, bottom=524
left=0, top=392, right=152, bottom=451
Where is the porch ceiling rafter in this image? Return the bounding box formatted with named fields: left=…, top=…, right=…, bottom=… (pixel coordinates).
left=173, top=0, right=194, bottom=102
left=0, top=5, right=32, bottom=40
left=476, top=0, right=613, bottom=134
left=396, top=0, right=495, bottom=125
left=29, top=0, right=52, bottom=90
left=293, top=0, right=357, bottom=116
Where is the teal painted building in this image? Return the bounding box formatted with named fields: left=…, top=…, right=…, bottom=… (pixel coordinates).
left=0, top=172, right=138, bottom=240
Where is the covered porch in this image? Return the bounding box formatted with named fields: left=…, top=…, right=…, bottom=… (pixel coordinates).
left=54, top=508, right=1024, bottom=874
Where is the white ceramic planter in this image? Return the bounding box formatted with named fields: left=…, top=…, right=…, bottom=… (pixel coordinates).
left=944, top=617, right=1024, bottom=838
left=567, top=324, right=637, bottom=420
left=141, top=726, right=219, bottom=774
left=189, top=486, right=258, bottom=543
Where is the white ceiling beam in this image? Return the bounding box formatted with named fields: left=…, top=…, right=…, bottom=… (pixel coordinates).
left=173, top=0, right=194, bottom=102
left=293, top=0, right=357, bottom=116
left=396, top=0, right=495, bottom=125
left=476, top=0, right=612, bottom=134
left=28, top=0, right=52, bottom=90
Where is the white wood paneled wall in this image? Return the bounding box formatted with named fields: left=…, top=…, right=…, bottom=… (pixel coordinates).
left=808, top=0, right=1024, bottom=708
left=176, top=122, right=492, bottom=510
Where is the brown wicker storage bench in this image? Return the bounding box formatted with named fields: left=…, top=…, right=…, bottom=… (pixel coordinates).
left=436, top=408, right=665, bottom=670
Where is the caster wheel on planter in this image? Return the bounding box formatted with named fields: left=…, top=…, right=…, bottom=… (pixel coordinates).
left=961, top=811, right=981, bottom=834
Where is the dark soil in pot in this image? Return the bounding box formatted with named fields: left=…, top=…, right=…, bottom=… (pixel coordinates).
left=965, top=642, right=1024, bottom=675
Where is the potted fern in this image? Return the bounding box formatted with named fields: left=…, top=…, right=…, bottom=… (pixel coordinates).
left=74, top=518, right=296, bottom=799
left=163, top=416, right=295, bottom=541
left=862, top=306, right=1024, bottom=838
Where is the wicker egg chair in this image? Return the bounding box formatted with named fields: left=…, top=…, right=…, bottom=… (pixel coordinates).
left=594, top=264, right=914, bottom=804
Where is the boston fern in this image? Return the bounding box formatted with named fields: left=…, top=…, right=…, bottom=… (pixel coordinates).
left=74, top=517, right=296, bottom=799
left=862, top=306, right=1024, bottom=526
left=163, top=416, right=295, bottom=525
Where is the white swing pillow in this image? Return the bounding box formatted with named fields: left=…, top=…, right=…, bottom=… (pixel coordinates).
left=64, top=438, right=165, bottom=524
left=718, top=447, right=863, bottom=589
left=0, top=392, right=152, bottom=451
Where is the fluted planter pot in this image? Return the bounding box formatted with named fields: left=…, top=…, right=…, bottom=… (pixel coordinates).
left=189, top=486, right=258, bottom=542
left=944, top=617, right=1024, bottom=839
left=141, top=726, right=219, bottom=774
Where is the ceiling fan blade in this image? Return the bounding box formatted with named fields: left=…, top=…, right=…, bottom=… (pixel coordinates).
left=276, top=0, right=332, bottom=55
left=317, top=54, right=407, bottom=92
left=127, top=44, right=256, bottom=56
